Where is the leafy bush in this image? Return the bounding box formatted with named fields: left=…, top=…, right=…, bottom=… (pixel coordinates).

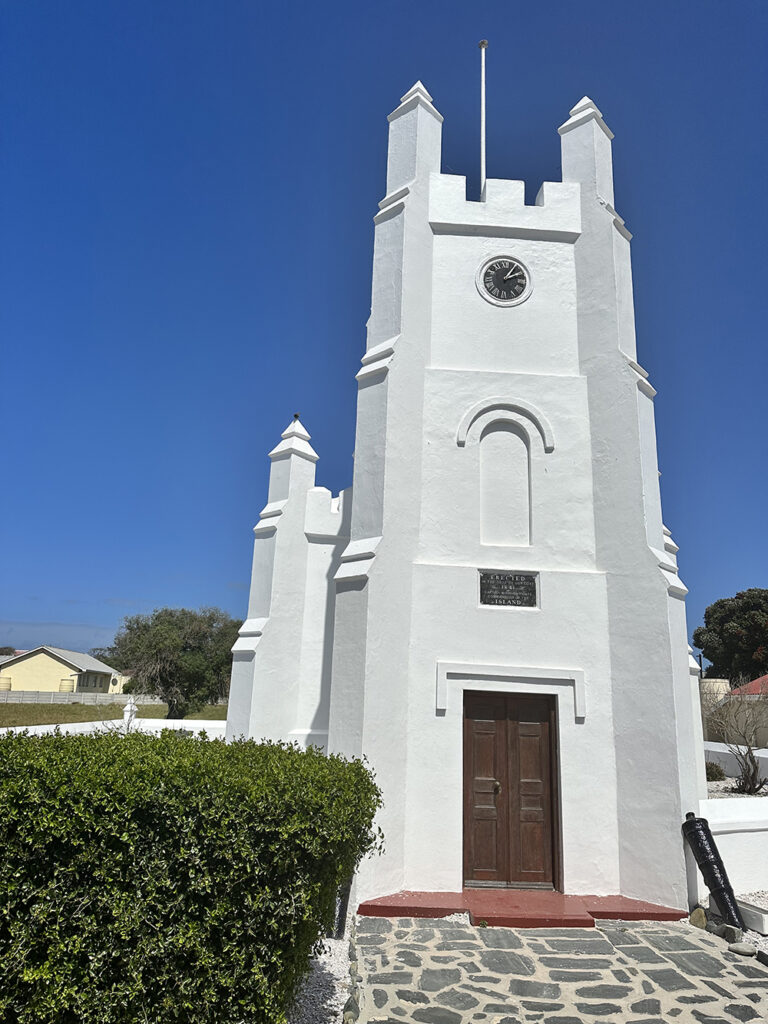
left=0, top=731, right=382, bottom=1023
left=705, top=760, right=726, bottom=782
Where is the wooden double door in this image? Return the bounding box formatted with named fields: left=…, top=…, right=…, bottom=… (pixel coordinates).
left=463, top=692, right=559, bottom=888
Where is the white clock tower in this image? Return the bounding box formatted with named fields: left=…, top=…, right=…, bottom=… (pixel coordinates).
left=228, top=80, right=706, bottom=913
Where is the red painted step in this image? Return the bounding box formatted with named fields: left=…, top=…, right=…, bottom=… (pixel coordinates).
left=358, top=889, right=688, bottom=928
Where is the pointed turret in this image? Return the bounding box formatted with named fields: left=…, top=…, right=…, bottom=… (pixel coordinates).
left=266, top=416, right=318, bottom=502
left=268, top=416, right=318, bottom=462
left=558, top=95, right=615, bottom=205
left=385, top=80, right=443, bottom=193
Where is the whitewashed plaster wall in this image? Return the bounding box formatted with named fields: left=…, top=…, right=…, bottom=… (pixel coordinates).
left=698, top=796, right=768, bottom=897
left=226, top=420, right=349, bottom=747
left=329, top=83, right=444, bottom=898
left=230, top=83, right=706, bottom=912
left=703, top=740, right=768, bottom=778
left=559, top=97, right=706, bottom=906
left=328, top=86, right=704, bottom=911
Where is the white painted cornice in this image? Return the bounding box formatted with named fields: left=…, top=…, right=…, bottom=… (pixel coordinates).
left=378, top=184, right=411, bottom=212
left=339, top=537, right=382, bottom=562
left=599, top=197, right=632, bottom=240
left=658, top=562, right=689, bottom=599
left=334, top=536, right=382, bottom=583
left=356, top=335, right=399, bottom=381
left=231, top=617, right=268, bottom=655
left=387, top=81, right=443, bottom=125
left=253, top=499, right=286, bottom=535
left=280, top=418, right=311, bottom=441
left=373, top=185, right=411, bottom=225
left=558, top=95, right=614, bottom=140
left=627, top=358, right=657, bottom=398
left=663, top=525, right=680, bottom=556
left=268, top=418, right=319, bottom=463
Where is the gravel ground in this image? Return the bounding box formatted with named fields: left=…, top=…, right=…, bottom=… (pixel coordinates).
left=652, top=913, right=767, bottom=950
left=707, top=779, right=768, bottom=798
left=736, top=890, right=768, bottom=953
left=743, top=928, right=768, bottom=952
left=740, top=890, right=768, bottom=910
left=286, top=936, right=349, bottom=1024
left=618, top=912, right=768, bottom=956
left=731, top=923, right=768, bottom=953
left=705, top=891, right=768, bottom=953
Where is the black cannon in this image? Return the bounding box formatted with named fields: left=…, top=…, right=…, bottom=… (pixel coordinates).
left=682, top=811, right=745, bottom=930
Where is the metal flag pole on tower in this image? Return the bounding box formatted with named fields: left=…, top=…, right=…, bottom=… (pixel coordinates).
left=479, top=40, right=488, bottom=199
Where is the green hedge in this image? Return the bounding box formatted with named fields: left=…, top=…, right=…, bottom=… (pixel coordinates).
left=0, top=731, right=382, bottom=1023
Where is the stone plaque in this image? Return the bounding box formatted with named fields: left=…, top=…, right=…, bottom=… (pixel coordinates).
left=479, top=571, right=537, bottom=607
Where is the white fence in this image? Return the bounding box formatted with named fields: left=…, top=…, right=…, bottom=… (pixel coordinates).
left=704, top=740, right=768, bottom=778
left=0, top=719, right=226, bottom=740
left=0, top=690, right=164, bottom=706
left=698, top=796, right=768, bottom=898
left=700, top=740, right=768, bottom=899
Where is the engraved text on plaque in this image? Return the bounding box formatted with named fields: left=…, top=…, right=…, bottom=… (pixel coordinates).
left=479, top=571, right=537, bottom=607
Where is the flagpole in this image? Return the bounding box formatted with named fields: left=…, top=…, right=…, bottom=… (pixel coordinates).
left=479, top=40, right=488, bottom=199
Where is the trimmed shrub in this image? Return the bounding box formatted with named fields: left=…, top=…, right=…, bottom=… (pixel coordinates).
left=705, top=759, right=726, bottom=782
left=0, top=731, right=382, bottom=1023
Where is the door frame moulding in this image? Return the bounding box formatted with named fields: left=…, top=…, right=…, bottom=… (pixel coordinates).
left=436, top=662, right=586, bottom=722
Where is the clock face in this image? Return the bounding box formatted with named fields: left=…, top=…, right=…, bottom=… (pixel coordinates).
left=477, top=257, right=530, bottom=306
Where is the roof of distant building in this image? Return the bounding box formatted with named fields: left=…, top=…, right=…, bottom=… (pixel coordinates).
left=0, top=646, right=117, bottom=675
left=730, top=674, right=768, bottom=696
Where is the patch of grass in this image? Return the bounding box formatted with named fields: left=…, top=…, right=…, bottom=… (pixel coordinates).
left=136, top=705, right=169, bottom=719
left=0, top=703, right=228, bottom=728
left=0, top=705, right=122, bottom=728
left=185, top=704, right=228, bottom=720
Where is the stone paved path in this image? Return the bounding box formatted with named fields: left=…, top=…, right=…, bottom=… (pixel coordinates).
left=350, top=915, right=768, bottom=1023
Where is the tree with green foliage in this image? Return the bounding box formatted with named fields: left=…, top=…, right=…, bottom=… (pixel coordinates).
left=693, top=588, right=768, bottom=681
left=93, top=607, right=241, bottom=718
left=0, top=647, right=15, bottom=656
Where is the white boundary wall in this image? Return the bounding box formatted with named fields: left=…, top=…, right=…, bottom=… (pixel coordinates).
left=699, top=741, right=768, bottom=898
left=698, top=796, right=768, bottom=898
left=704, top=740, right=768, bottom=779
left=0, top=720, right=226, bottom=740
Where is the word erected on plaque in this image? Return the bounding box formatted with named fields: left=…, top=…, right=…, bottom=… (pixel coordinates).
left=479, top=571, right=538, bottom=607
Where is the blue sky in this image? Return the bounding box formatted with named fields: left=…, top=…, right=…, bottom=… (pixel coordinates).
left=1, top=1, right=766, bottom=656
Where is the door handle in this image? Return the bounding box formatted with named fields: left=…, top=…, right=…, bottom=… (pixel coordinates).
left=493, top=780, right=501, bottom=795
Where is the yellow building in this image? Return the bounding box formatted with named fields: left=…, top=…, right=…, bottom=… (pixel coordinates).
left=0, top=647, right=124, bottom=694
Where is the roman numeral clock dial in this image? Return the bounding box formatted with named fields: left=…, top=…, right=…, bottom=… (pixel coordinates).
left=476, top=256, right=531, bottom=307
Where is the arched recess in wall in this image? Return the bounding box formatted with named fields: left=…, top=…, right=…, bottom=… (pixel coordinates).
left=456, top=398, right=555, bottom=547
left=480, top=420, right=531, bottom=545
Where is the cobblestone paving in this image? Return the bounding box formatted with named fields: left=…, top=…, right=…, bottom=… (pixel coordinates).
left=351, top=915, right=768, bottom=1023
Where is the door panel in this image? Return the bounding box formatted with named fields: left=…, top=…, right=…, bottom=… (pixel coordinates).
left=463, top=694, right=509, bottom=883
left=464, top=692, right=557, bottom=888
left=510, top=703, right=553, bottom=885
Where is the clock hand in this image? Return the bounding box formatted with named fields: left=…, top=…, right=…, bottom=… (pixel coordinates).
left=504, top=269, right=518, bottom=280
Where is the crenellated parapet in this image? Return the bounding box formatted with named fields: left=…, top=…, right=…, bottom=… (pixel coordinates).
left=304, top=486, right=350, bottom=542
left=428, top=174, right=581, bottom=243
